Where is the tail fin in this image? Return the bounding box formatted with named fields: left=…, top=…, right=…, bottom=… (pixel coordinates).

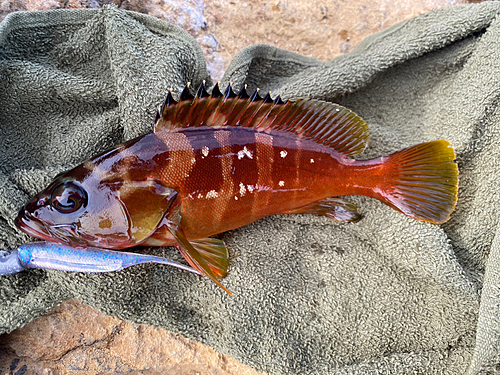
left=377, top=140, right=458, bottom=224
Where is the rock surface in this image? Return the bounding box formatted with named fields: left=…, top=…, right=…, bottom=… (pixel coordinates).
left=0, top=0, right=476, bottom=374
left=0, top=299, right=262, bottom=375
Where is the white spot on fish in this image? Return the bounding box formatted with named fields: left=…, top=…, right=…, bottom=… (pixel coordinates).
left=235, top=196, right=238, bottom=200
left=191, top=158, right=196, bottom=163
left=202, top=146, right=209, bottom=157
left=206, top=190, right=218, bottom=199
left=310, top=158, right=314, bottom=163
left=279, top=180, right=285, bottom=186
left=280, top=150, right=287, bottom=158
left=197, top=193, right=203, bottom=199
left=239, top=182, right=246, bottom=196
left=247, top=185, right=254, bottom=193
left=237, top=146, right=253, bottom=160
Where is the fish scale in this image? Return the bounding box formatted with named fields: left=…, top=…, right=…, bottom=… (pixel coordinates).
left=14, top=82, right=459, bottom=295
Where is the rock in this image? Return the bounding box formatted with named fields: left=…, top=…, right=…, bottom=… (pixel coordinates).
left=0, top=299, right=262, bottom=375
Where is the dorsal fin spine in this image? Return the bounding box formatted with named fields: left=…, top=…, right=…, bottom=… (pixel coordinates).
left=233, top=93, right=260, bottom=127
left=192, top=95, right=212, bottom=126
left=160, top=90, right=176, bottom=111
left=180, top=83, right=194, bottom=101
left=223, top=83, right=231, bottom=100
left=232, top=86, right=252, bottom=125
left=256, top=101, right=280, bottom=130
left=231, top=97, right=252, bottom=126
left=184, top=98, right=200, bottom=128
left=154, top=90, right=177, bottom=130
left=168, top=94, right=186, bottom=129
left=249, top=88, right=261, bottom=102
left=191, top=81, right=211, bottom=125
left=262, top=92, right=273, bottom=103
left=208, top=84, right=226, bottom=126
left=178, top=83, right=201, bottom=127
left=222, top=96, right=243, bottom=127
left=196, top=81, right=210, bottom=98
left=224, top=83, right=237, bottom=100
left=237, top=85, right=250, bottom=99
left=246, top=98, right=272, bottom=129
left=212, top=82, right=223, bottom=98
left=164, top=89, right=176, bottom=107
left=274, top=95, right=284, bottom=105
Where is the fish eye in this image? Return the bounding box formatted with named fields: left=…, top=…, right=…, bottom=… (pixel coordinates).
left=50, top=182, right=87, bottom=214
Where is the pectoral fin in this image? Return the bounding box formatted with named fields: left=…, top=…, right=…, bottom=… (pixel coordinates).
left=165, top=202, right=231, bottom=295
left=283, top=197, right=362, bottom=223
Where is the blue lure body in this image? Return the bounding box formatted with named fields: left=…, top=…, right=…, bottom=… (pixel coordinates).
left=0, top=242, right=201, bottom=276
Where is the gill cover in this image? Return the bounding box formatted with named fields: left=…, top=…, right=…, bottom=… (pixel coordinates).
left=117, top=179, right=177, bottom=244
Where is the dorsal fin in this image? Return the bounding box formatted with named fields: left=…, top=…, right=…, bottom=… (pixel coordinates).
left=154, top=83, right=370, bottom=157
left=179, top=82, right=194, bottom=101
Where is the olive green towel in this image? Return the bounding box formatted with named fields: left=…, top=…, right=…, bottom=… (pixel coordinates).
left=1, top=3, right=500, bottom=374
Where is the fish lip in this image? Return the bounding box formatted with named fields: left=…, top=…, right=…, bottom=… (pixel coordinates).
left=15, top=211, right=54, bottom=242
left=15, top=211, right=87, bottom=246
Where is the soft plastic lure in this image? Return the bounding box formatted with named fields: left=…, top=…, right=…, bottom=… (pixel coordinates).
left=15, top=82, right=459, bottom=294
left=0, top=242, right=201, bottom=276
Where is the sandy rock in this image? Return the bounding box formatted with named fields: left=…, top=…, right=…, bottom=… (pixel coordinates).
left=0, top=299, right=262, bottom=375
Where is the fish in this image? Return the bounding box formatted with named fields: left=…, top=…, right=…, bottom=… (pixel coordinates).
left=0, top=241, right=201, bottom=276
left=15, top=82, right=459, bottom=294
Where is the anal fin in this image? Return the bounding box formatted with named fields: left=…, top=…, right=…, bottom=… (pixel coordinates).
left=283, top=197, right=362, bottom=223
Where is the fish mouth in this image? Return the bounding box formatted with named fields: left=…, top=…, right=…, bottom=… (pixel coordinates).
left=15, top=211, right=87, bottom=247
left=49, top=224, right=87, bottom=246
left=15, top=211, right=53, bottom=242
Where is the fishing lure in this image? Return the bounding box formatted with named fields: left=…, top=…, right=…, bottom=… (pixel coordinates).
left=0, top=242, right=201, bottom=276
left=15, top=82, right=458, bottom=294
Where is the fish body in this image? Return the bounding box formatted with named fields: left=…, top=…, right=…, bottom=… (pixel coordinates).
left=0, top=242, right=201, bottom=276
left=15, top=83, right=459, bottom=293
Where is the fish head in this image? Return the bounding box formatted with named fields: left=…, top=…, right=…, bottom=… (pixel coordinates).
left=15, top=165, right=133, bottom=249
left=15, top=161, right=177, bottom=249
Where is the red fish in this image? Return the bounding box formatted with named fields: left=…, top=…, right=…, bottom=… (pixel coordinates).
left=15, top=83, right=458, bottom=294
